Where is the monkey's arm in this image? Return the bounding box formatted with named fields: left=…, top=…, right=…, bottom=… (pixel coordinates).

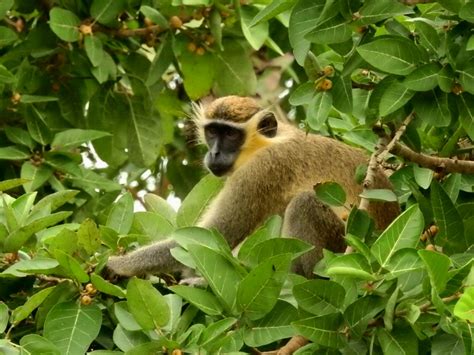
left=106, top=239, right=184, bottom=277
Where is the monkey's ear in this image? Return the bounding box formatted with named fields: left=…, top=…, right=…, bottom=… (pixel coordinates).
left=257, top=112, right=278, bottom=138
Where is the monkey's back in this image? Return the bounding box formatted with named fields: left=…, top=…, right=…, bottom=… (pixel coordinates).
left=235, top=126, right=399, bottom=230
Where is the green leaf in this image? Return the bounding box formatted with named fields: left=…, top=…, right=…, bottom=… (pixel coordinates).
left=458, top=94, right=474, bottom=141
left=344, top=234, right=372, bottom=260
left=90, top=0, right=125, bottom=25
left=180, top=51, right=215, bottom=100
left=0, top=0, right=13, bottom=18
left=346, top=207, right=374, bottom=240
left=200, top=317, right=237, bottom=347
left=237, top=254, right=292, bottom=320
left=0, top=146, right=30, bottom=160
left=250, top=0, right=296, bottom=26
left=0, top=178, right=30, bottom=192
left=307, top=91, right=332, bottom=130
left=4, top=127, right=34, bottom=149
left=293, top=279, right=345, bottom=315
left=371, top=204, right=424, bottom=268
left=289, top=82, right=315, bottom=106
left=306, top=15, right=351, bottom=44
left=359, top=189, right=398, bottom=202
left=147, top=37, right=174, bottom=86
left=383, top=286, right=400, bottom=331
left=49, top=8, right=81, bottom=42
left=438, top=65, right=455, bottom=92
left=344, top=296, right=386, bottom=338
left=52, top=129, right=111, bottom=150
left=241, top=6, right=269, bottom=50
left=415, top=21, right=440, bottom=53
left=431, top=181, right=468, bottom=253
left=403, top=63, right=441, bottom=91
left=331, top=74, right=352, bottom=114
left=356, top=0, right=412, bottom=25
left=139, top=6, right=168, bottom=28
left=143, top=194, right=176, bottom=225
left=84, top=35, right=104, bottom=67
left=0, top=26, right=17, bottom=47
left=4, top=211, right=72, bottom=252
left=314, top=181, right=346, bottom=206
left=459, top=62, right=474, bottom=94
left=418, top=249, right=451, bottom=293
left=413, top=90, right=451, bottom=127
left=177, top=174, right=224, bottom=227
left=114, top=302, right=141, bottom=331
left=126, top=278, right=170, bottom=330
left=11, top=287, right=55, bottom=324
left=77, top=218, right=101, bottom=255
left=292, top=313, right=346, bottom=348
left=213, top=41, right=257, bottom=96
left=431, top=333, right=466, bottom=355
left=20, top=95, right=58, bottom=103
left=25, top=106, right=53, bottom=145
left=326, top=253, right=375, bottom=280
left=454, top=286, right=474, bottom=322
left=91, top=274, right=126, bottom=298
left=384, top=248, right=424, bottom=278
left=188, top=244, right=243, bottom=312
left=240, top=238, right=313, bottom=267
left=169, top=285, right=223, bottom=316
left=379, top=81, right=414, bottom=116
left=2, top=257, right=59, bottom=277
left=172, top=227, right=231, bottom=254
left=243, top=300, right=298, bottom=347
left=106, top=193, right=134, bottom=235
left=91, top=52, right=116, bottom=83
left=54, top=249, right=89, bottom=283
left=413, top=165, right=433, bottom=190
left=0, top=65, right=15, bottom=84
left=113, top=324, right=148, bottom=352
left=125, top=95, right=161, bottom=167
left=0, top=303, right=8, bottom=333
left=21, top=162, right=53, bottom=192
left=377, top=327, right=418, bottom=355
left=132, top=211, right=174, bottom=241
left=19, top=335, right=61, bottom=355
left=33, top=190, right=79, bottom=212
left=43, top=302, right=102, bottom=355
left=460, top=2, right=474, bottom=23
left=357, top=36, right=421, bottom=75
left=288, top=0, right=325, bottom=64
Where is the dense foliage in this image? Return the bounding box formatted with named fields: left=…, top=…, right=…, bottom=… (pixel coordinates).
left=0, top=0, right=473, bottom=354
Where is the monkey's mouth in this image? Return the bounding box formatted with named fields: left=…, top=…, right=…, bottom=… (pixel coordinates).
left=208, top=164, right=232, bottom=177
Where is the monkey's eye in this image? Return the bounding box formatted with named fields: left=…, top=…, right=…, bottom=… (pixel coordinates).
left=206, top=126, right=218, bottom=137
left=225, top=129, right=240, bottom=140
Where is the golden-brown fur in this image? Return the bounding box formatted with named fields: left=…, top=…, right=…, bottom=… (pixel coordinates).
left=106, top=96, right=399, bottom=279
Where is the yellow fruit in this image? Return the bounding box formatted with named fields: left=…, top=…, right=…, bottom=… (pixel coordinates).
left=169, top=16, right=183, bottom=29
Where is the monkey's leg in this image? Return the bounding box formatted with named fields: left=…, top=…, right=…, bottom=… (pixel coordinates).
left=282, top=192, right=345, bottom=278
left=106, top=239, right=184, bottom=277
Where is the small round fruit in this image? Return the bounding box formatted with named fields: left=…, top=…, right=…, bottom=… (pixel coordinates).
left=425, top=244, right=436, bottom=251
left=79, top=24, right=93, bottom=35
left=11, top=92, right=21, bottom=104
left=81, top=294, right=92, bottom=305
left=319, top=79, right=333, bottom=91
left=323, top=65, right=335, bottom=77
left=144, top=17, right=154, bottom=27
left=196, top=47, right=206, bottom=56
left=187, top=42, right=197, bottom=53
left=169, top=16, right=183, bottom=29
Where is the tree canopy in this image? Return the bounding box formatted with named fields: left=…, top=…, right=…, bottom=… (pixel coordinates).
left=0, top=0, right=473, bottom=354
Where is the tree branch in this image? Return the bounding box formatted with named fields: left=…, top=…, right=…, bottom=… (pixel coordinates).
left=391, top=143, right=474, bottom=174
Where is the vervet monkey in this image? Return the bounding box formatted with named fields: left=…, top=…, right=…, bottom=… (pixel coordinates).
left=106, top=96, right=399, bottom=278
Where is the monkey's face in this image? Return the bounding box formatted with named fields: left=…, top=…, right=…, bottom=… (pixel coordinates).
left=203, top=122, right=245, bottom=176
